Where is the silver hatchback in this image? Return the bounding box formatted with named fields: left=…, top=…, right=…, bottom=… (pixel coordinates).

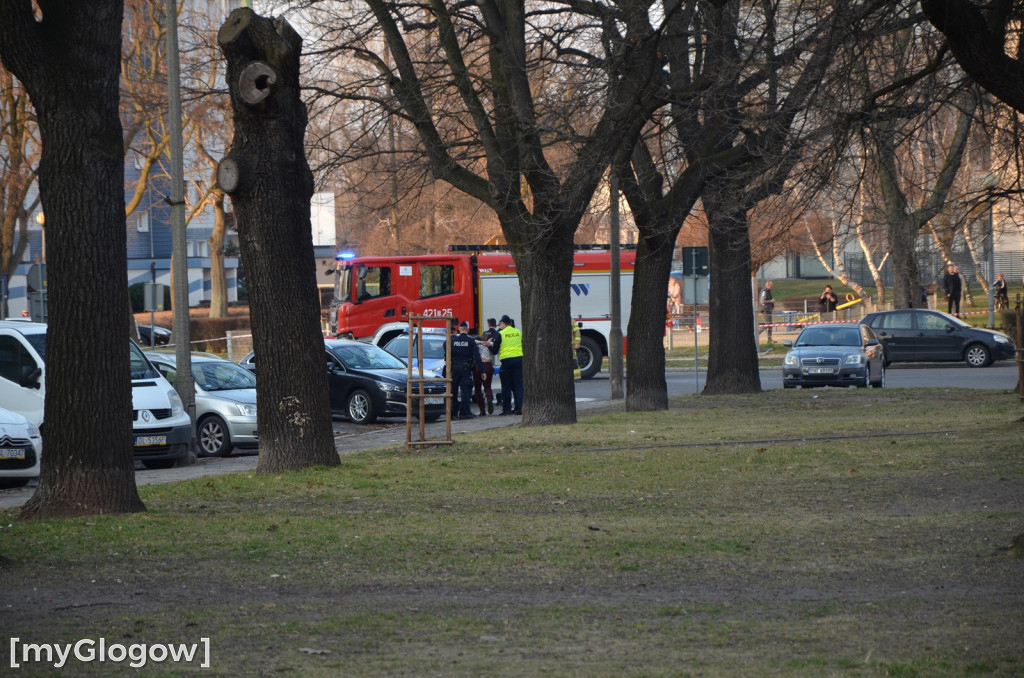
left=146, top=352, right=258, bottom=457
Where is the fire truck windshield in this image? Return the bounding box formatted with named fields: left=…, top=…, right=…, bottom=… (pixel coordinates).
left=334, top=265, right=352, bottom=303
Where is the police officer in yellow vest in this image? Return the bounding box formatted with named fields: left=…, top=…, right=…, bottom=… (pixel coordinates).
left=571, top=320, right=582, bottom=382
left=490, top=315, right=523, bottom=415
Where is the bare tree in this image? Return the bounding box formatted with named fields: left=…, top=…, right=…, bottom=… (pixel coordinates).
left=288, top=0, right=664, bottom=425
left=217, top=8, right=339, bottom=473
left=0, top=0, right=145, bottom=518
left=922, top=0, right=1024, bottom=114
left=0, top=65, right=39, bottom=316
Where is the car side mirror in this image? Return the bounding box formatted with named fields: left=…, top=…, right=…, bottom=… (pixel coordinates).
left=782, top=340, right=793, bottom=347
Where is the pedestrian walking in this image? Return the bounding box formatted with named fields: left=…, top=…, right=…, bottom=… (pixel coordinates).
left=759, top=280, right=777, bottom=343
left=943, top=264, right=962, bottom=316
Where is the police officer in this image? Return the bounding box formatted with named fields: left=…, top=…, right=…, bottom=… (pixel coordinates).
left=450, top=321, right=483, bottom=419
left=491, top=315, right=524, bottom=415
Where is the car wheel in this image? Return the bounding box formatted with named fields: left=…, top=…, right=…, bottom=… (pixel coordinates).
left=141, top=459, right=177, bottom=470
left=577, top=336, right=603, bottom=379
left=198, top=415, right=234, bottom=458
left=964, top=343, right=991, bottom=368
left=347, top=390, right=377, bottom=424
left=871, top=364, right=885, bottom=388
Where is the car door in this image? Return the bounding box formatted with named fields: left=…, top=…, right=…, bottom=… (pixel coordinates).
left=867, top=311, right=916, bottom=361
left=0, top=332, right=44, bottom=426
left=326, top=350, right=353, bottom=413
left=913, top=311, right=961, bottom=361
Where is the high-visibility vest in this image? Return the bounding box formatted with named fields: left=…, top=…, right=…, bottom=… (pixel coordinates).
left=498, top=326, right=523, bottom=360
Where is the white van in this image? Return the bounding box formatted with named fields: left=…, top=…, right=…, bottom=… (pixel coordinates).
left=0, top=322, right=192, bottom=469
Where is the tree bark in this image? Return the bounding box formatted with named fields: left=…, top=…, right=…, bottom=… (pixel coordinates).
left=703, top=185, right=762, bottom=394
left=0, top=1, right=145, bottom=518
left=510, top=222, right=577, bottom=426
left=624, top=233, right=671, bottom=411
left=218, top=8, right=338, bottom=473
left=207, top=189, right=228, bottom=318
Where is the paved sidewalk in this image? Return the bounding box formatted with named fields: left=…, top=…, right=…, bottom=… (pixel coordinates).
left=0, top=400, right=615, bottom=510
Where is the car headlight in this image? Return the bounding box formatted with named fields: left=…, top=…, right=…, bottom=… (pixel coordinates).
left=993, top=334, right=1010, bottom=344
left=236, top=403, right=257, bottom=417
left=26, top=422, right=40, bottom=439
left=377, top=381, right=404, bottom=393
left=844, top=354, right=866, bottom=365
left=167, top=389, right=184, bottom=417
left=783, top=354, right=799, bottom=366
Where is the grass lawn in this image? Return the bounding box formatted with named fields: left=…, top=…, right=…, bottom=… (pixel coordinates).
left=1, top=389, right=1022, bottom=676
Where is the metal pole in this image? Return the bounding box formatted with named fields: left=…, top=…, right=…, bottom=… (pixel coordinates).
left=692, top=249, right=699, bottom=393
left=609, top=170, right=624, bottom=400
left=165, top=0, right=195, bottom=430
left=988, top=190, right=995, bottom=328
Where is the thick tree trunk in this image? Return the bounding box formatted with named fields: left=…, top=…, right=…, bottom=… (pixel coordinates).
left=218, top=8, right=338, bottom=472
left=513, top=227, right=577, bottom=426
left=703, top=189, right=761, bottom=394
left=0, top=1, right=146, bottom=518
left=889, top=215, right=922, bottom=310
left=624, top=234, right=671, bottom=411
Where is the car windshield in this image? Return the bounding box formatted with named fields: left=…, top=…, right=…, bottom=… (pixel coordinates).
left=795, top=327, right=862, bottom=347
left=384, top=335, right=447, bottom=360
left=334, top=343, right=407, bottom=370
left=194, top=361, right=257, bottom=391
left=129, top=341, right=160, bottom=379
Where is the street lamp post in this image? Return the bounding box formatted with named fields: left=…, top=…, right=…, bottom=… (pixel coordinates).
left=982, top=173, right=997, bottom=328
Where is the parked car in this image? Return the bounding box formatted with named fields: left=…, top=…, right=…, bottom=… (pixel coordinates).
left=137, top=324, right=172, bottom=347
left=240, top=339, right=448, bottom=424
left=146, top=352, right=258, bottom=458
left=0, top=321, right=191, bottom=469
left=382, top=329, right=449, bottom=374
left=0, top=405, right=42, bottom=489
left=782, top=323, right=885, bottom=389
left=860, top=309, right=1015, bottom=367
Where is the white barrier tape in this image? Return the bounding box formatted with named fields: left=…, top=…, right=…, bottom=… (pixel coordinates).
left=758, top=308, right=993, bottom=328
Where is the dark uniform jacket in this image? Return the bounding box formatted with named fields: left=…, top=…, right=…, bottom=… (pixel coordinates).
left=451, top=331, right=483, bottom=372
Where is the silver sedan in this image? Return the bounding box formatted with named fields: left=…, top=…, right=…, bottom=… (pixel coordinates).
left=146, top=352, right=258, bottom=457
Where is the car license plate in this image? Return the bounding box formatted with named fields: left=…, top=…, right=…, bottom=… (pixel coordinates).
left=808, top=367, right=834, bottom=374
left=134, top=435, right=166, bottom=447
left=424, top=398, right=443, bottom=405
left=0, top=448, right=25, bottom=460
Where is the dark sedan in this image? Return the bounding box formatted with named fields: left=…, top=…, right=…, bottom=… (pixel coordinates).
left=239, top=340, right=448, bottom=424
left=137, top=324, right=171, bottom=347
left=782, top=323, right=885, bottom=389
left=860, top=309, right=1015, bottom=367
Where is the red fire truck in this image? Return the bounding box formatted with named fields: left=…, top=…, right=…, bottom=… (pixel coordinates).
left=326, top=247, right=636, bottom=379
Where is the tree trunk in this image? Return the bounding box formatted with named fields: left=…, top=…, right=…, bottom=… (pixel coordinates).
left=0, top=1, right=146, bottom=518
left=889, top=215, right=922, bottom=310
left=512, top=226, right=577, bottom=426
left=703, top=188, right=761, bottom=394
left=218, top=8, right=338, bottom=472
left=624, top=233, right=671, bottom=411
left=208, top=189, right=228, bottom=318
